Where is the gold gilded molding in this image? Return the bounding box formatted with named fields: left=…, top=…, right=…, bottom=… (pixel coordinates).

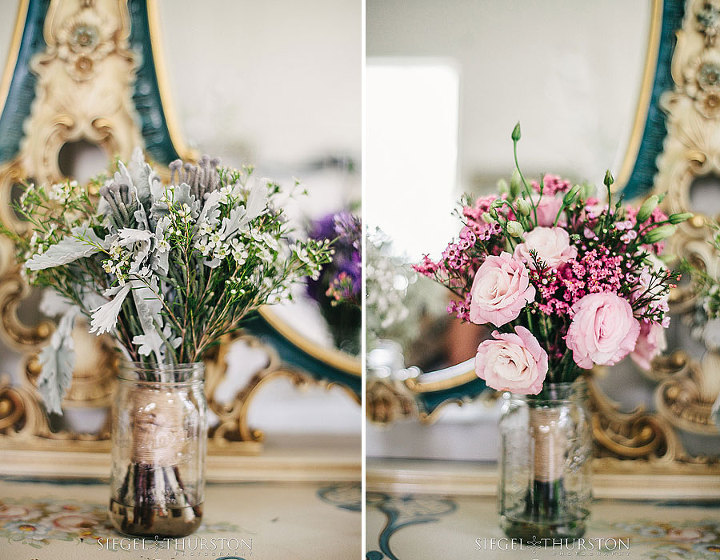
left=20, top=0, right=141, bottom=182
left=366, top=377, right=418, bottom=425
left=0, top=0, right=358, bottom=459
left=586, top=0, right=720, bottom=467
left=615, top=0, right=664, bottom=192
left=0, top=0, right=28, bottom=119
left=259, top=306, right=361, bottom=376
left=145, top=0, right=196, bottom=163
left=646, top=0, right=720, bottom=437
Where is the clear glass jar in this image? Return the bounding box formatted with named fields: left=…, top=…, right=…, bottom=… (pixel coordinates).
left=108, top=363, right=207, bottom=537
left=498, top=380, right=592, bottom=541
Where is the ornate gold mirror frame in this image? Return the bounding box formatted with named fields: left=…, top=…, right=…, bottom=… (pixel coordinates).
left=368, top=0, right=720, bottom=485
left=0, top=0, right=360, bottom=480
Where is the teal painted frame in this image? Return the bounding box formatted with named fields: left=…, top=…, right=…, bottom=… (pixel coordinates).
left=407, top=0, right=683, bottom=415
left=0, top=0, right=360, bottom=400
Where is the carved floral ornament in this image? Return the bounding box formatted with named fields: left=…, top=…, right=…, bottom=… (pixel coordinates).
left=0, top=0, right=354, bottom=456
left=367, top=0, right=720, bottom=471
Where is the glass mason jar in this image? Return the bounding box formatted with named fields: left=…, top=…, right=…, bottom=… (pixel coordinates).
left=108, top=363, right=207, bottom=537
left=498, top=380, right=592, bottom=541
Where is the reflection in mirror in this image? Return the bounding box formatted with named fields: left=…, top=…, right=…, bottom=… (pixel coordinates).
left=153, top=0, right=362, bottom=437
left=57, top=140, right=109, bottom=183
left=157, top=0, right=362, bottom=361
left=689, top=174, right=720, bottom=219
left=366, top=0, right=651, bottom=460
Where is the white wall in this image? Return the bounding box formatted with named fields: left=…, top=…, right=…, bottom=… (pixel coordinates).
left=367, top=0, right=649, bottom=190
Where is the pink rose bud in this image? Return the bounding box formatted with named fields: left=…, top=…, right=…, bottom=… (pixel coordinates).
left=630, top=320, right=667, bottom=371
left=469, top=252, right=535, bottom=327
left=513, top=227, right=577, bottom=270
left=475, top=326, right=548, bottom=395
left=531, top=194, right=565, bottom=227
left=566, top=292, right=641, bottom=369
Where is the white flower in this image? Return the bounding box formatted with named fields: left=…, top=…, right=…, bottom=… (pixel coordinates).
left=89, top=284, right=131, bottom=335
left=219, top=184, right=234, bottom=205
left=261, top=232, right=279, bottom=252
left=293, top=244, right=313, bottom=265
left=194, top=238, right=212, bottom=256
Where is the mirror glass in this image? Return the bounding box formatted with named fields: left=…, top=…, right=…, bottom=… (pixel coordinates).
left=366, top=0, right=652, bottom=458
left=157, top=0, right=362, bottom=358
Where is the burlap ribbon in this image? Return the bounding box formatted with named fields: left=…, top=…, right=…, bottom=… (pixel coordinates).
left=130, top=387, right=186, bottom=466
left=529, top=407, right=567, bottom=482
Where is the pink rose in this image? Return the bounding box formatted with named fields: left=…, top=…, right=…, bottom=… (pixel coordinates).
left=475, top=326, right=548, bottom=394
left=532, top=194, right=565, bottom=226
left=566, top=292, right=641, bottom=369
left=513, top=227, right=578, bottom=270
left=631, top=320, right=667, bottom=370
left=469, top=252, right=535, bottom=326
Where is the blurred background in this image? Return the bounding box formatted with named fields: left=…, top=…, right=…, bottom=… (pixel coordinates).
left=0, top=0, right=362, bottom=441
left=365, top=0, right=669, bottom=460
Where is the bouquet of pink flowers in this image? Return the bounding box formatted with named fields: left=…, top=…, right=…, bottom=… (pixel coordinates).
left=415, top=124, right=691, bottom=397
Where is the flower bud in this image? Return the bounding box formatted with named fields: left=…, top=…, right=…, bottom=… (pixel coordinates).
left=506, top=220, right=524, bottom=237
left=515, top=198, right=532, bottom=216
left=512, top=122, right=521, bottom=142
left=637, top=195, right=659, bottom=223
left=643, top=224, right=676, bottom=244
left=604, top=170, right=614, bottom=188
left=668, top=212, right=693, bottom=224
left=482, top=212, right=495, bottom=224
left=510, top=169, right=523, bottom=197
left=497, top=178, right=509, bottom=195
left=562, top=185, right=581, bottom=206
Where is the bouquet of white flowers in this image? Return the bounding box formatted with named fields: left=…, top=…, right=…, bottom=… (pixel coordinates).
left=8, top=148, right=332, bottom=414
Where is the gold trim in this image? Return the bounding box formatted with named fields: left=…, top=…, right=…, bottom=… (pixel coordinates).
left=145, top=0, right=197, bottom=162
left=404, top=367, right=476, bottom=393
left=0, top=0, right=28, bottom=122
left=614, top=0, right=663, bottom=193
left=258, top=306, right=361, bottom=376
left=147, top=0, right=361, bottom=376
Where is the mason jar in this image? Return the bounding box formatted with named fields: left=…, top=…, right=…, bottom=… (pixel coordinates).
left=108, top=362, right=207, bottom=537
left=498, top=380, right=592, bottom=541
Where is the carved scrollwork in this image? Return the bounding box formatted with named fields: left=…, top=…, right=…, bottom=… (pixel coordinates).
left=366, top=378, right=418, bottom=426
left=588, top=376, right=676, bottom=462
left=0, top=0, right=355, bottom=461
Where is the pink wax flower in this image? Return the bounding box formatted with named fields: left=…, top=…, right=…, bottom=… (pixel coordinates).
left=532, top=194, right=565, bottom=226
left=513, top=227, right=578, bottom=270
left=566, top=292, right=640, bottom=369
left=469, top=252, right=535, bottom=326
left=631, top=320, right=667, bottom=371
left=475, top=326, right=548, bottom=394
left=531, top=174, right=573, bottom=195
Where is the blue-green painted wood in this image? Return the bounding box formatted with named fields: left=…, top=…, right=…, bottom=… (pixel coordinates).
left=127, top=0, right=181, bottom=164
left=0, top=0, right=49, bottom=165
left=243, top=313, right=360, bottom=396
left=419, top=0, right=685, bottom=414
left=416, top=377, right=485, bottom=418
left=621, top=0, right=685, bottom=200
left=0, top=0, right=360, bottom=398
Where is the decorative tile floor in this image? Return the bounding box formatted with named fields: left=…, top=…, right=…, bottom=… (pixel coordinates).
left=366, top=492, right=720, bottom=560
left=0, top=478, right=360, bottom=560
